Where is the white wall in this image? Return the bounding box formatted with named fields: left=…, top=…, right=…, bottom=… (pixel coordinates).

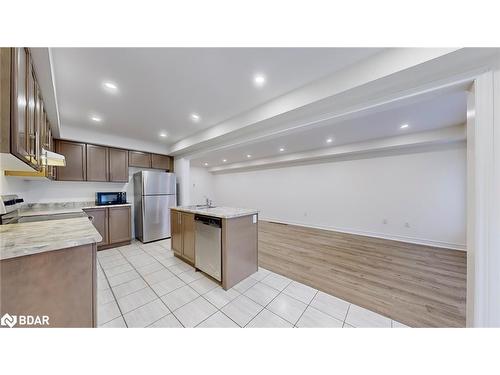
left=207, top=145, right=466, bottom=249
left=190, top=166, right=214, bottom=205
left=1, top=167, right=153, bottom=237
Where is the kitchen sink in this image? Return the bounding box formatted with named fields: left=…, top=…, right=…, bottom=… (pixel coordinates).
left=186, top=204, right=217, bottom=209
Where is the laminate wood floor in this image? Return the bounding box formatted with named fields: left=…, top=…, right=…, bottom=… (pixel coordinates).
left=258, top=221, right=467, bottom=327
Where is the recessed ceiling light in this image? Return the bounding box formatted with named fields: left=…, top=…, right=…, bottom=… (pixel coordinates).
left=222, top=159, right=227, bottom=163
left=279, top=147, right=285, bottom=152
left=159, top=131, right=168, bottom=138
left=204, top=162, right=208, bottom=166
left=400, top=123, right=409, bottom=129
left=253, top=73, right=266, bottom=87
left=190, top=113, right=201, bottom=122
left=247, top=154, right=252, bottom=158
left=90, top=115, right=102, bottom=123
left=103, top=81, right=118, bottom=91
left=326, top=138, right=333, bottom=144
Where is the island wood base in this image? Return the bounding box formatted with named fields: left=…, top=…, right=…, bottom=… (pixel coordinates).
left=171, top=208, right=259, bottom=290
left=222, top=215, right=258, bottom=290
left=0, top=243, right=97, bottom=327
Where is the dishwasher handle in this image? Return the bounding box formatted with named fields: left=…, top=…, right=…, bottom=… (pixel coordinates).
left=194, top=214, right=222, bottom=228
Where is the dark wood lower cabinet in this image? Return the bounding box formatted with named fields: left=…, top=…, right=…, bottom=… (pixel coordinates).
left=84, top=208, right=108, bottom=247
left=108, top=206, right=132, bottom=246
left=181, top=213, right=195, bottom=263
left=85, top=206, right=131, bottom=251
left=0, top=243, right=97, bottom=327
left=171, top=210, right=182, bottom=256
left=170, top=209, right=195, bottom=264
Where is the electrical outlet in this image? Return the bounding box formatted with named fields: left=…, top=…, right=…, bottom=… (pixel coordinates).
left=405, top=222, right=410, bottom=228
left=303, top=212, right=308, bottom=217
left=382, top=219, right=388, bottom=224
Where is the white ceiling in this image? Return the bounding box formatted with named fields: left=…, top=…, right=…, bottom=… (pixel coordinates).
left=50, top=48, right=383, bottom=147
left=190, top=90, right=467, bottom=167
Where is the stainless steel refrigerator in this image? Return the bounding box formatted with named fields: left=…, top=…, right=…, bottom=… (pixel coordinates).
left=133, top=171, right=176, bottom=243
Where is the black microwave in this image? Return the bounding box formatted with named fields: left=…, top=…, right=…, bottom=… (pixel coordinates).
left=96, top=192, right=127, bottom=206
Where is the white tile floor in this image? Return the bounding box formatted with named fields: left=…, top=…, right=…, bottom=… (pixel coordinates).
left=97, top=240, right=409, bottom=328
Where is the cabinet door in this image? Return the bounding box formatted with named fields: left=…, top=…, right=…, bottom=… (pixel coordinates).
left=171, top=211, right=182, bottom=256
left=10, top=48, right=29, bottom=161
left=55, top=140, right=86, bottom=181
left=84, top=208, right=108, bottom=247
left=86, top=144, right=109, bottom=182
left=109, top=148, right=129, bottom=182
left=151, top=154, right=170, bottom=170
left=108, top=206, right=131, bottom=244
left=45, top=124, right=55, bottom=180
left=181, top=213, right=195, bottom=263
left=129, top=151, right=151, bottom=168
left=26, top=60, right=38, bottom=168
left=32, top=87, right=42, bottom=167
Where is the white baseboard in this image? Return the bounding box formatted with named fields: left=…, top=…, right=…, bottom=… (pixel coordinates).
left=260, top=216, right=467, bottom=251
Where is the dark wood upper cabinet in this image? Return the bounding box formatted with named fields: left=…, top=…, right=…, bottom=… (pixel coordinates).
left=2, top=48, right=57, bottom=172
left=129, top=150, right=151, bottom=168
left=9, top=48, right=29, bottom=161
left=55, top=140, right=87, bottom=181
left=109, top=148, right=129, bottom=182
left=151, top=153, right=171, bottom=171
left=108, top=206, right=131, bottom=244
left=86, top=144, right=109, bottom=182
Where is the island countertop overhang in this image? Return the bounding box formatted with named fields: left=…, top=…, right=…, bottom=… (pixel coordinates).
left=171, top=206, right=259, bottom=219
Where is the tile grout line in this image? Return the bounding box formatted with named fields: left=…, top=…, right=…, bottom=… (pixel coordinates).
left=136, top=241, right=223, bottom=327
left=343, top=304, right=352, bottom=327
left=100, top=245, right=384, bottom=328
left=293, top=289, right=320, bottom=328
left=120, top=243, right=186, bottom=327
left=243, top=275, right=294, bottom=327
left=195, top=286, right=243, bottom=327
left=97, top=258, right=129, bottom=328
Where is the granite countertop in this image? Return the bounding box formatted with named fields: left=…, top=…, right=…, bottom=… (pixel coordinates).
left=172, top=206, right=259, bottom=219
left=0, top=217, right=102, bottom=260
left=18, top=202, right=132, bottom=217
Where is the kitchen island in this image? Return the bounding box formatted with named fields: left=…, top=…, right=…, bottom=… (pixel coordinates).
left=170, top=206, right=259, bottom=290
left=0, top=215, right=102, bottom=327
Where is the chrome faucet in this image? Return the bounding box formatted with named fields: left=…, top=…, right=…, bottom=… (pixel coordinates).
left=205, top=196, right=214, bottom=208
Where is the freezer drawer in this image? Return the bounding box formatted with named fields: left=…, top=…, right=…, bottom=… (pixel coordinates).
left=195, top=216, right=222, bottom=281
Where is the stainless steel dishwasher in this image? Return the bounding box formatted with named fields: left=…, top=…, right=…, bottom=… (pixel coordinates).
left=194, top=215, right=222, bottom=281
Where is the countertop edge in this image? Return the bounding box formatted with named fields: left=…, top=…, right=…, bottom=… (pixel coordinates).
left=171, top=206, right=259, bottom=219
left=0, top=217, right=103, bottom=261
